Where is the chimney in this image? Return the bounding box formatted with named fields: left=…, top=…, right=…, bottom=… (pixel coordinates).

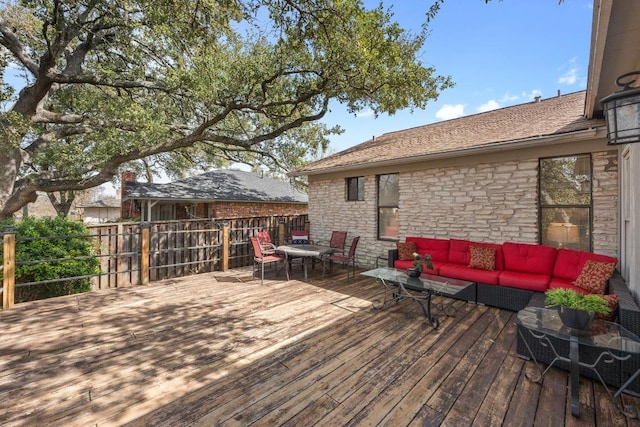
left=120, top=171, right=139, bottom=219
left=534, top=95, right=541, bottom=103
left=557, top=89, right=561, bottom=97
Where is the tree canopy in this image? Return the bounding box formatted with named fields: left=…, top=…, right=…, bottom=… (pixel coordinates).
left=0, top=0, right=453, bottom=219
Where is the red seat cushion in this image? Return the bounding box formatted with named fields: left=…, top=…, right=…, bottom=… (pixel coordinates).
left=439, top=263, right=500, bottom=285
left=498, top=270, right=551, bottom=292
left=503, top=242, right=557, bottom=276
left=548, top=278, right=590, bottom=295
left=406, top=237, right=450, bottom=263
left=552, top=248, right=617, bottom=282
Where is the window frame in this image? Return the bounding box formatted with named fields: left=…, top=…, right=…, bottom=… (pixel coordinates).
left=377, top=173, right=400, bottom=241
left=346, top=176, right=365, bottom=201
left=538, top=154, right=593, bottom=252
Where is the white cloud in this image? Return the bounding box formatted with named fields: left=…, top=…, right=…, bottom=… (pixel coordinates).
left=477, top=99, right=500, bottom=113
left=558, top=67, right=579, bottom=85
left=355, top=108, right=374, bottom=118
left=435, top=104, right=465, bottom=120
left=500, top=93, right=519, bottom=103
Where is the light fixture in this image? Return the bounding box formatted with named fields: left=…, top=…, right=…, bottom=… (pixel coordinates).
left=600, top=70, right=640, bottom=145
left=547, top=222, right=579, bottom=248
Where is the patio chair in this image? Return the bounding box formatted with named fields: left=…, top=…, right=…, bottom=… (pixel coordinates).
left=317, top=230, right=348, bottom=254
left=256, top=230, right=276, bottom=255
left=250, top=237, right=288, bottom=285
left=290, top=229, right=311, bottom=244
left=323, top=236, right=360, bottom=279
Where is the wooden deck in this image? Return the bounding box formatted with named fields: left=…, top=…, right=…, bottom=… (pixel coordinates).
left=2, top=266, right=640, bottom=426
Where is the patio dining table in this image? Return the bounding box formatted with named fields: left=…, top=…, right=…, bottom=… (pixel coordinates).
left=276, top=244, right=335, bottom=280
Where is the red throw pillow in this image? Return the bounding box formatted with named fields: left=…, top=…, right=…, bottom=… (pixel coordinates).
left=595, top=294, right=618, bottom=321
left=469, top=245, right=496, bottom=271
left=397, top=241, right=417, bottom=261
left=574, top=260, right=616, bottom=294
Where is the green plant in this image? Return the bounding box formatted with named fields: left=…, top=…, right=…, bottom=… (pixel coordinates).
left=544, top=288, right=611, bottom=315
left=0, top=216, right=101, bottom=302
left=411, top=252, right=434, bottom=272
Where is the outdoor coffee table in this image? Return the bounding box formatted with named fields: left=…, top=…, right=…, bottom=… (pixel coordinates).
left=517, top=306, right=640, bottom=418
left=361, top=267, right=473, bottom=329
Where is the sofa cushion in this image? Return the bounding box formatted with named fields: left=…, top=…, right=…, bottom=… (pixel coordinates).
left=439, top=263, right=500, bottom=285
left=502, top=242, right=557, bottom=276
left=574, top=260, right=617, bottom=294
left=406, top=237, right=450, bottom=262
left=552, top=248, right=618, bottom=282
left=498, top=270, right=551, bottom=292
left=397, top=241, right=417, bottom=261
left=448, top=239, right=505, bottom=270
left=469, top=245, right=496, bottom=271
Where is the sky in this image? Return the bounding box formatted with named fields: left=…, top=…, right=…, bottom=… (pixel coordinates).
left=2, top=0, right=594, bottom=190
left=321, top=0, right=594, bottom=154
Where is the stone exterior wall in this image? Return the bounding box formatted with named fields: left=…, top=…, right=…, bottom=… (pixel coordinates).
left=309, top=151, right=619, bottom=268
left=592, top=151, right=619, bottom=257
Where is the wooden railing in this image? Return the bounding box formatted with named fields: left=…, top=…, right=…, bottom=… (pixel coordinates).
left=1, top=214, right=308, bottom=309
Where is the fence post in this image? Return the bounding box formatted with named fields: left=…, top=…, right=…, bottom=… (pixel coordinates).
left=2, top=226, right=16, bottom=309
left=140, top=223, right=150, bottom=285
left=278, top=222, right=285, bottom=245
left=222, top=223, right=229, bottom=271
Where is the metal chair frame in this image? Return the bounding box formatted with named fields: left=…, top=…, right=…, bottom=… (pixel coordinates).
left=250, top=237, right=288, bottom=285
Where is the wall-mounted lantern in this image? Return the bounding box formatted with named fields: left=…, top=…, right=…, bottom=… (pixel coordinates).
left=600, top=71, right=640, bottom=145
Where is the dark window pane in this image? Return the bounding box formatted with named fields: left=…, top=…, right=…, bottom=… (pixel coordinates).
left=346, top=177, right=364, bottom=201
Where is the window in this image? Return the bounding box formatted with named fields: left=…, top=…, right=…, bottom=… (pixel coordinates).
left=346, top=177, right=365, bottom=201
left=377, top=173, right=399, bottom=240
left=539, top=154, right=592, bottom=251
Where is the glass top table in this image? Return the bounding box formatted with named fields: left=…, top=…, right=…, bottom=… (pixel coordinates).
left=517, top=306, right=640, bottom=417
left=361, top=267, right=473, bottom=329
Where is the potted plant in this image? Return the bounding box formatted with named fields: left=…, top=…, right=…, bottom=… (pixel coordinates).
left=407, top=252, right=434, bottom=278
left=544, top=288, right=611, bottom=330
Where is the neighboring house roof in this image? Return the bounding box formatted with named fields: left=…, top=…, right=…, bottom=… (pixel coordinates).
left=78, top=198, right=121, bottom=208
left=125, top=169, right=308, bottom=203
left=292, top=91, right=605, bottom=176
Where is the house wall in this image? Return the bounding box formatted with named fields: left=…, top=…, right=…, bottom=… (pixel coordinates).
left=308, top=150, right=619, bottom=268
left=175, top=202, right=307, bottom=219
left=82, top=207, right=121, bottom=224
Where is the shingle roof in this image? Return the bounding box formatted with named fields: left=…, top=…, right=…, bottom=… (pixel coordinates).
left=294, top=91, right=605, bottom=175
left=78, top=198, right=121, bottom=208
left=125, top=169, right=308, bottom=203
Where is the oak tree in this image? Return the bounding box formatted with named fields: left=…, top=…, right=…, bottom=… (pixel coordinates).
left=0, top=0, right=452, bottom=219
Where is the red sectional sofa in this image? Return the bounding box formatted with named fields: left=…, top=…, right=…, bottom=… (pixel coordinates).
left=388, top=236, right=640, bottom=394
left=388, top=236, right=621, bottom=312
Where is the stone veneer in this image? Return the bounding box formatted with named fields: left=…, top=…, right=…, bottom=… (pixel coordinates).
left=309, top=151, right=619, bottom=268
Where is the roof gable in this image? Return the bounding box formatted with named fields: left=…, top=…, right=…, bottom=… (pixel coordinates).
left=295, top=91, right=604, bottom=175
left=126, top=169, right=308, bottom=203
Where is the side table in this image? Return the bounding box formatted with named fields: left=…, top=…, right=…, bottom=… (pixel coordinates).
left=517, top=306, right=640, bottom=418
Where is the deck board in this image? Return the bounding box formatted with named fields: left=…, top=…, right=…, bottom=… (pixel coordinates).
left=1, top=267, right=640, bottom=426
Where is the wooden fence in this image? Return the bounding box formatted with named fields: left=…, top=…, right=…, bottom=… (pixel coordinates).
left=1, top=214, right=308, bottom=309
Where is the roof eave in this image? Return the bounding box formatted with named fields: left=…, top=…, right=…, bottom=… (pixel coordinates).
left=290, top=127, right=604, bottom=177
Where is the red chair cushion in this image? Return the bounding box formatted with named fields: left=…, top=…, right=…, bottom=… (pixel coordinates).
left=498, top=270, right=551, bottom=292
left=406, top=237, right=450, bottom=262
left=552, top=248, right=618, bottom=282
left=438, top=263, right=500, bottom=285
left=503, top=242, right=557, bottom=276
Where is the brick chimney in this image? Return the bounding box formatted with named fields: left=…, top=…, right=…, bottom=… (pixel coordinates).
left=120, top=171, right=140, bottom=219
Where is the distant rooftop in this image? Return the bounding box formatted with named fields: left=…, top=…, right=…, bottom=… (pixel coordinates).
left=77, top=198, right=121, bottom=208
left=125, top=169, right=308, bottom=204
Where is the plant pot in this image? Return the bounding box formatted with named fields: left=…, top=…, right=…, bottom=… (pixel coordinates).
left=558, top=306, right=595, bottom=330
left=407, top=268, right=421, bottom=278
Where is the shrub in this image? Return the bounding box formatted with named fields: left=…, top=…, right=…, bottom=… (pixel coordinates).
left=0, top=216, right=101, bottom=302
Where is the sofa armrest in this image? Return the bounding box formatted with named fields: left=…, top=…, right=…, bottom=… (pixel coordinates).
left=609, top=272, right=640, bottom=336
left=388, top=249, right=399, bottom=268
